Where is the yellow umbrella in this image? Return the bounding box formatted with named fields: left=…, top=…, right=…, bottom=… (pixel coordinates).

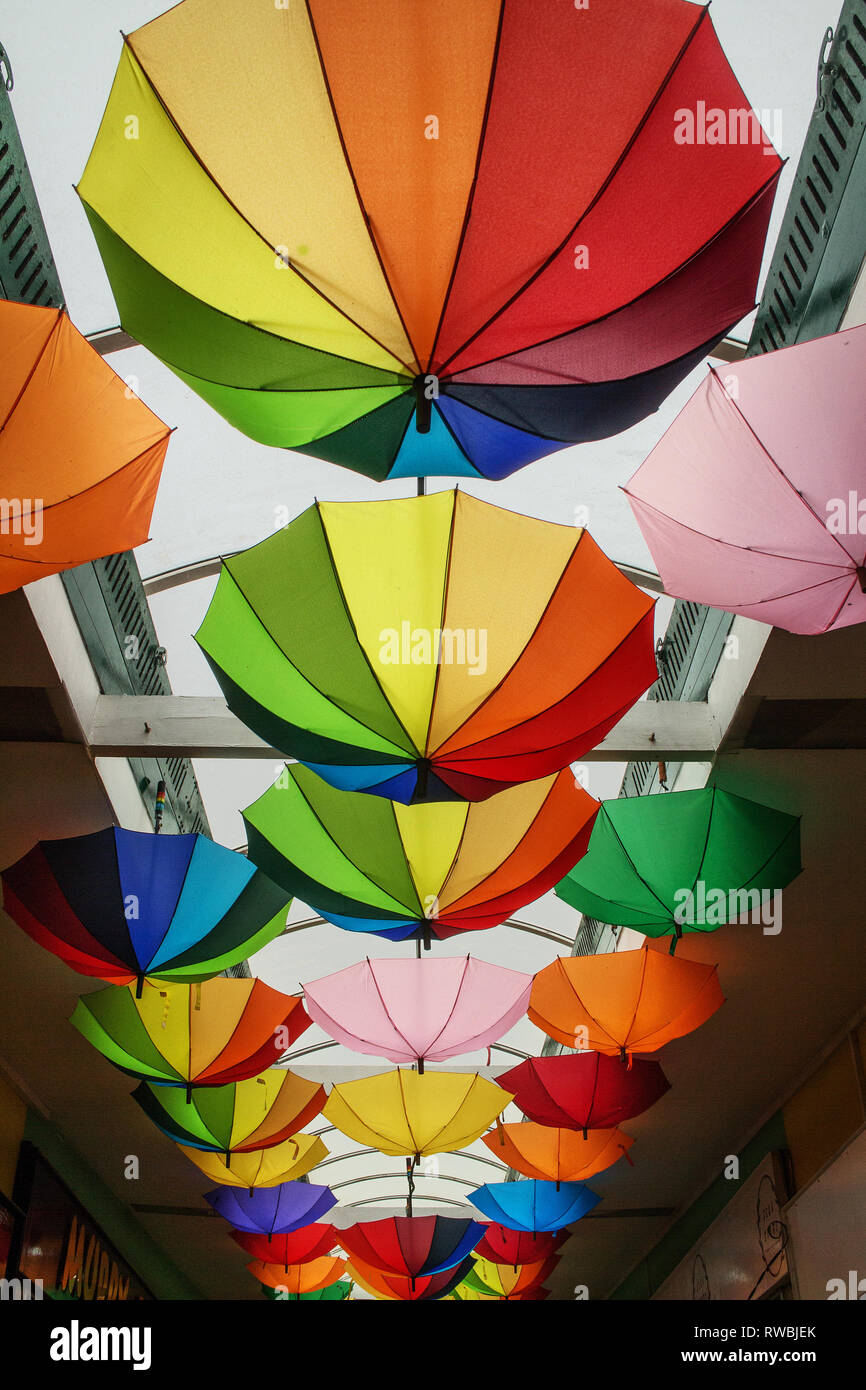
left=177, top=1133, right=326, bottom=1188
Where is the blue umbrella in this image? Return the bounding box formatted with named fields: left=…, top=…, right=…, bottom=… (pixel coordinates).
left=203, top=1181, right=337, bottom=1236
left=470, top=1179, right=600, bottom=1233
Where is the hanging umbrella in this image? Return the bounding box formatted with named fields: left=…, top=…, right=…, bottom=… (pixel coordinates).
left=246, top=765, right=596, bottom=945
left=249, top=1257, right=347, bottom=1296
left=338, top=1215, right=484, bottom=1281
left=131, top=1070, right=324, bottom=1156
left=347, top=1258, right=473, bottom=1302
left=450, top=1282, right=549, bottom=1302
left=529, top=947, right=724, bottom=1058
left=263, top=1280, right=352, bottom=1302
left=555, top=787, right=801, bottom=946
left=625, top=325, right=866, bottom=635
left=70, top=978, right=310, bottom=1098
left=483, top=1123, right=634, bottom=1184
left=303, top=957, right=532, bottom=1064
left=232, top=1225, right=337, bottom=1268
left=471, top=1180, right=599, bottom=1233
left=197, top=493, right=656, bottom=804
left=463, top=1256, right=557, bottom=1299
left=0, top=826, right=290, bottom=992
left=177, top=1134, right=326, bottom=1188
left=500, top=1055, right=670, bottom=1134
left=323, top=1071, right=511, bottom=1158
left=0, top=300, right=171, bottom=594
left=78, top=1, right=779, bottom=481
left=473, top=1224, right=568, bottom=1270
left=204, top=1181, right=336, bottom=1235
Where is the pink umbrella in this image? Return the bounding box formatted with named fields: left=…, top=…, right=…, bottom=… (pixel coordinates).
left=624, top=324, right=866, bottom=635
left=302, top=956, right=532, bottom=1071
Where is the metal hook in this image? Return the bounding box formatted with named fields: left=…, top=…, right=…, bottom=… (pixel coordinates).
left=0, top=43, right=13, bottom=91
left=817, top=27, right=837, bottom=111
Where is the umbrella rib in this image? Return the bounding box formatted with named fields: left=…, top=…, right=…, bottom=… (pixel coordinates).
left=423, top=489, right=460, bottom=759
left=423, top=955, right=473, bottom=1057
left=300, top=1, right=421, bottom=375
left=427, top=401, right=486, bottom=476
left=143, top=835, right=200, bottom=974
left=365, top=959, right=423, bottom=1059
left=689, top=784, right=717, bottom=901
left=554, top=958, right=617, bottom=1052
left=622, top=947, right=650, bottom=1052
left=590, top=806, right=675, bottom=926
left=0, top=309, right=64, bottom=436
left=396, top=1069, right=422, bottom=1157
left=435, top=5, right=713, bottom=376
left=426, top=0, right=507, bottom=373
left=125, top=34, right=416, bottom=379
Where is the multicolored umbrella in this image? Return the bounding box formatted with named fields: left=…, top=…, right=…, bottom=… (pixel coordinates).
left=500, top=1055, right=670, bottom=1135
left=625, top=325, right=866, bottom=634
left=232, top=1225, right=337, bottom=1269
left=347, top=1258, right=474, bottom=1303
left=197, top=493, right=657, bottom=803
left=204, top=1181, right=337, bottom=1236
left=470, top=1180, right=600, bottom=1233
left=246, top=764, right=597, bottom=944
left=263, top=1280, right=352, bottom=1303
left=303, top=957, right=532, bottom=1066
left=338, top=1216, right=484, bottom=1281
left=178, top=1134, right=326, bottom=1188
left=555, top=787, right=801, bottom=945
left=79, top=1, right=779, bottom=480
left=463, top=1256, right=557, bottom=1299
left=473, top=1224, right=568, bottom=1270
left=322, top=1071, right=512, bottom=1160
left=131, top=1071, right=324, bottom=1156
left=529, top=947, right=724, bottom=1058
left=70, top=978, right=309, bottom=1098
left=249, top=1257, right=347, bottom=1296
left=1, top=826, right=290, bottom=992
left=0, top=300, right=170, bottom=593
left=483, top=1123, right=634, bottom=1184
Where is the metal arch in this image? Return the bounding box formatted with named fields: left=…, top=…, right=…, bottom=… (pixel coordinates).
left=270, top=912, right=574, bottom=949
left=277, top=1039, right=533, bottom=1065
left=329, top=1172, right=478, bottom=1193
left=345, top=1194, right=467, bottom=1210
left=312, top=1147, right=508, bottom=1173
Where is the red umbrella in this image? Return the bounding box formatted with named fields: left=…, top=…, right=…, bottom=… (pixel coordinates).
left=339, top=1215, right=483, bottom=1281
left=500, top=1054, right=670, bottom=1135
left=474, top=1224, right=568, bottom=1270
left=230, top=1225, right=337, bottom=1268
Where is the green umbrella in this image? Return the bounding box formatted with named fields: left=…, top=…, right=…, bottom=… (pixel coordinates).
left=262, top=1280, right=353, bottom=1302
left=556, top=787, right=801, bottom=949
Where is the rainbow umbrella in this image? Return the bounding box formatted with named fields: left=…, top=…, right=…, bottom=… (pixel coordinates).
left=474, top=1224, right=568, bottom=1270
left=555, top=787, right=801, bottom=946
left=232, top=1225, right=337, bottom=1268
left=339, top=1216, right=484, bottom=1281
left=204, top=1181, right=336, bottom=1236
left=1, top=826, right=290, bottom=992
left=625, top=324, right=866, bottom=635
left=179, top=1135, right=327, bottom=1189
left=250, top=1257, right=347, bottom=1295
left=303, top=957, right=532, bottom=1066
left=483, top=1123, right=634, bottom=1184
left=0, top=300, right=170, bottom=593
left=263, top=1280, right=352, bottom=1303
left=70, top=978, right=309, bottom=1098
left=78, top=1, right=779, bottom=480
left=197, top=493, right=656, bottom=803
left=131, top=1070, right=324, bottom=1156
left=501, top=1055, right=670, bottom=1135
left=471, top=1180, right=599, bottom=1233
left=347, top=1258, right=473, bottom=1303
left=463, top=1256, right=557, bottom=1299
left=246, top=764, right=596, bottom=944
left=529, top=947, right=724, bottom=1059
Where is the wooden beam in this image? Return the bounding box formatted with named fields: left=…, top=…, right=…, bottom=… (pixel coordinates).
left=85, top=694, right=722, bottom=761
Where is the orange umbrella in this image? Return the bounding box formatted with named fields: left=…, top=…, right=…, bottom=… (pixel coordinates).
left=483, top=1122, right=634, bottom=1183
left=529, top=945, right=724, bottom=1059
left=248, top=1256, right=347, bottom=1295
left=0, top=300, right=171, bottom=593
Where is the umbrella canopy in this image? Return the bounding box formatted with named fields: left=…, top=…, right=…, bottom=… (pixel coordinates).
left=204, top=1181, right=336, bottom=1235
left=70, top=978, right=310, bottom=1095
left=263, top=1280, right=352, bottom=1303
left=177, top=1134, right=327, bottom=1188
left=555, top=787, right=801, bottom=943
left=322, top=1070, right=512, bottom=1158
left=471, top=1179, right=600, bottom=1233
left=0, top=301, right=171, bottom=594
left=450, top=1282, right=548, bottom=1302
left=246, top=765, right=596, bottom=943
left=1, top=826, right=290, bottom=990
left=464, top=1256, right=557, bottom=1298
left=249, top=1257, right=347, bottom=1295
left=625, top=325, right=866, bottom=635
left=474, top=1224, right=568, bottom=1269
left=232, top=1225, right=337, bottom=1268
left=501, top=1055, right=670, bottom=1133
left=529, top=947, right=724, bottom=1057
left=338, top=1216, right=483, bottom=1280
left=347, top=1258, right=473, bottom=1302
left=79, top=1, right=779, bottom=481
left=303, top=957, right=532, bottom=1064
left=197, top=493, right=656, bottom=804
left=131, top=1070, right=324, bottom=1156
left=483, top=1123, right=634, bottom=1184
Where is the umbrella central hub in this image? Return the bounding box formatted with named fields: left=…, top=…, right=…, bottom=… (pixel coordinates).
left=412, top=375, right=438, bottom=434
